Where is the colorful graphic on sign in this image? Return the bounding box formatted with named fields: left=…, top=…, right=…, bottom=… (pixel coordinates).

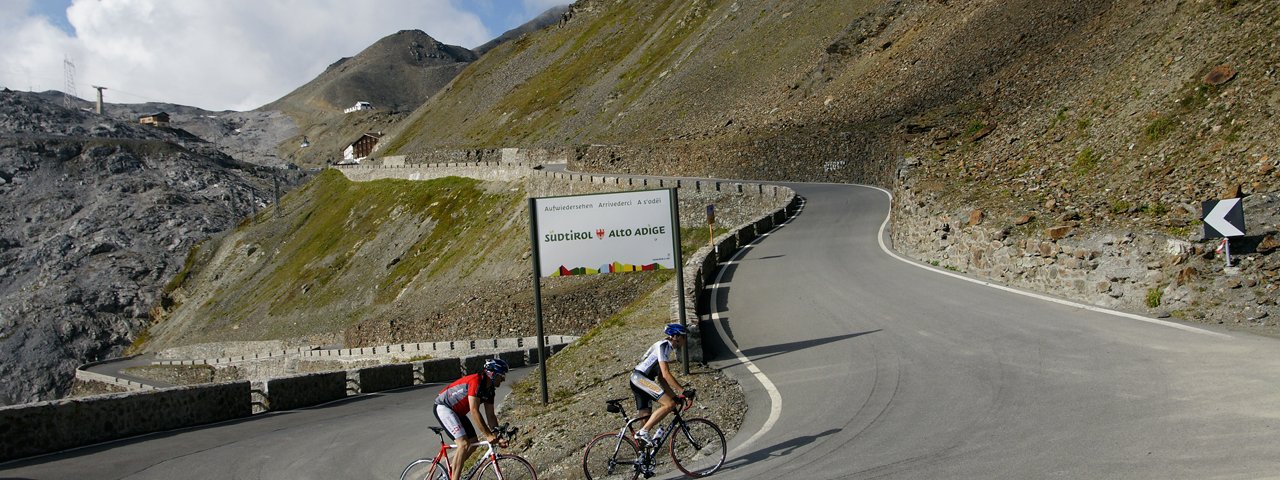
left=533, top=189, right=677, bottom=277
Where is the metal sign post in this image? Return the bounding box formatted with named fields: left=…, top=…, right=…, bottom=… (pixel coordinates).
left=1201, top=197, right=1246, bottom=271
left=527, top=198, right=549, bottom=404
left=706, top=204, right=716, bottom=258
left=1223, top=238, right=1232, bottom=269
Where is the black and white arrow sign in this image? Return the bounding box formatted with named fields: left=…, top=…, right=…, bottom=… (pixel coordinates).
left=1201, top=198, right=1245, bottom=238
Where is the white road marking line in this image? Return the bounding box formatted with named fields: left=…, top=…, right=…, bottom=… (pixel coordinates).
left=710, top=200, right=803, bottom=455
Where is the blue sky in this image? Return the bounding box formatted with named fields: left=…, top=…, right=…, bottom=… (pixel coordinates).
left=1, top=0, right=567, bottom=110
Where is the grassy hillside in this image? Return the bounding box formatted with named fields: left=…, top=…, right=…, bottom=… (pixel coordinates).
left=385, top=0, right=873, bottom=152
left=138, top=169, right=732, bottom=353
left=141, top=169, right=522, bottom=349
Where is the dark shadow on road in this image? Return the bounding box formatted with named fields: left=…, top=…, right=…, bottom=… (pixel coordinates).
left=722, top=428, right=841, bottom=470
left=700, top=321, right=879, bottom=368
left=739, top=330, right=880, bottom=363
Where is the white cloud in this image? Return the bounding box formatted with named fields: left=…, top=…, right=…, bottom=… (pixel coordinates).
left=0, top=0, right=495, bottom=111
left=524, top=0, right=570, bottom=12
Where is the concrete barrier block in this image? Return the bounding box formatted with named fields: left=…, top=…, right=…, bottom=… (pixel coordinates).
left=755, top=215, right=774, bottom=233
left=736, top=224, right=757, bottom=246
left=498, top=350, right=525, bottom=369
left=265, top=371, right=347, bottom=411
left=355, top=363, right=414, bottom=394
left=419, top=358, right=462, bottom=384
left=717, top=237, right=739, bottom=263
left=526, top=347, right=544, bottom=364
left=460, top=355, right=488, bottom=375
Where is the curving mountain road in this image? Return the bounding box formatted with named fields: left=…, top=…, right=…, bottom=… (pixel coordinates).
left=4, top=181, right=1280, bottom=479
left=703, top=182, right=1280, bottom=478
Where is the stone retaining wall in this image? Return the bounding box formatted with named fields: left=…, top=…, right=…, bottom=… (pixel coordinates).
left=14, top=343, right=572, bottom=462
left=152, top=335, right=578, bottom=366
left=335, top=162, right=531, bottom=183
left=0, top=381, right=251, bottom=462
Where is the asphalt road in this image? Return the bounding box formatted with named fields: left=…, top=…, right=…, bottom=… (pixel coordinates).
left=4, top=181, right=1280, bottom=479
left=701, top=182, right=1280, bottom=479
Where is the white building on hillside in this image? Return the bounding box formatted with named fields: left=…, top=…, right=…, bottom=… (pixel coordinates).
left=343, top=101, right=373, bottom=114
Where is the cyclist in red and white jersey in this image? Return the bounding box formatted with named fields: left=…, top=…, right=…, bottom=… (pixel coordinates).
left=630, top=323, right=692, bottom=447
left=434, top=358, right=509, bottom=480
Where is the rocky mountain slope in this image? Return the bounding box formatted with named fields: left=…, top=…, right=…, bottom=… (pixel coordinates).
left=263, top=8, right=570, bottom=169
left=36, top=91, right=301, bottom=168
left=0, top=90, right=307, bottom=405
left=382, top=0, right=1278, bottom=333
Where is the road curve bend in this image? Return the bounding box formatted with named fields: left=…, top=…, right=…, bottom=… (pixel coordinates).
left=703, top=182, right=1280, bottom=479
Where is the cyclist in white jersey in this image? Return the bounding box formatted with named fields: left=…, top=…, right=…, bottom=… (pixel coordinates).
left=630, top=323, right=692, bottom=446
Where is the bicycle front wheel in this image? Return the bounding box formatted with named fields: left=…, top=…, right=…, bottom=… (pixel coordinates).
left=582, top=432, right=640, bottom=480
left=471, top=453, right=537, bottom=480
left=400, top=458, right=449, bottom=480
left=669, top=418, right=726, bottom=477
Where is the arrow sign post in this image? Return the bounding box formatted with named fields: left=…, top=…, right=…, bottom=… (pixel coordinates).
left=1201, top=197, right=1246, bottom=268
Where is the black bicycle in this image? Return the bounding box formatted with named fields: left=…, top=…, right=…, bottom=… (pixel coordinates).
left=581, top=389, right=726, bottom=479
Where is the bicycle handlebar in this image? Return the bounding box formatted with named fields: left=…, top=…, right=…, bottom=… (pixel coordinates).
left=494, top=423, right=519, bottom=442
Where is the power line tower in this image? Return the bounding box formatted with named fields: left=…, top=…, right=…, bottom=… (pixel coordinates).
left=63, top=56, right=77, bottom=109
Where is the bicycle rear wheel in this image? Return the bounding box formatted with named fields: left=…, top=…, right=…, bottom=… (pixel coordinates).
left=669, top=418, right=726, bottom=477
left=400, top=458, right=448, bottom=480
left=583, top=432, right=641, bottom=480
left=472, top=453, right=537, bottom=480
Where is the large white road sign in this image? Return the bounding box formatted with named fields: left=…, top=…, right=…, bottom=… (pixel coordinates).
left=531, top=189, right=678, bottom=277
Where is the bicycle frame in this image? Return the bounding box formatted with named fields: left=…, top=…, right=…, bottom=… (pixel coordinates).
left=604, top=397, right=692, bottom=468
left=585, top=389, right=724, bottom=479
left=400, top=425, right=516, bottom=480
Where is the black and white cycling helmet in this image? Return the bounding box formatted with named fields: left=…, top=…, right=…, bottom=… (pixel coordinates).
left=664, top=323, right=689, bottom=337
left=484, top=358, right=510, bottom=376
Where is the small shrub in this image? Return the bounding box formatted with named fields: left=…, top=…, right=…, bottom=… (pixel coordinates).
left=1144, top=116, right=1177, bottom=142
left=1073, top=148, right=1101, bottom=175
left=1110, top=200, right=1133, bottom=215
left=1050, top=107, right=1068, bottom=129
left=1146, top=287, right=1163, bottom=308
left=1141, top=202, right=1169, bottom=217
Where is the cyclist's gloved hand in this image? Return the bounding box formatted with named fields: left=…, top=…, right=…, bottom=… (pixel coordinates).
left=493, top=435, right=509, bottom=448
left=677, top=392, right=693, bottom=409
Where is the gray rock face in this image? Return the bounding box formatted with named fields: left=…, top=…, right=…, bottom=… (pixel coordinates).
left=0, top=90, right=307, bottom=405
